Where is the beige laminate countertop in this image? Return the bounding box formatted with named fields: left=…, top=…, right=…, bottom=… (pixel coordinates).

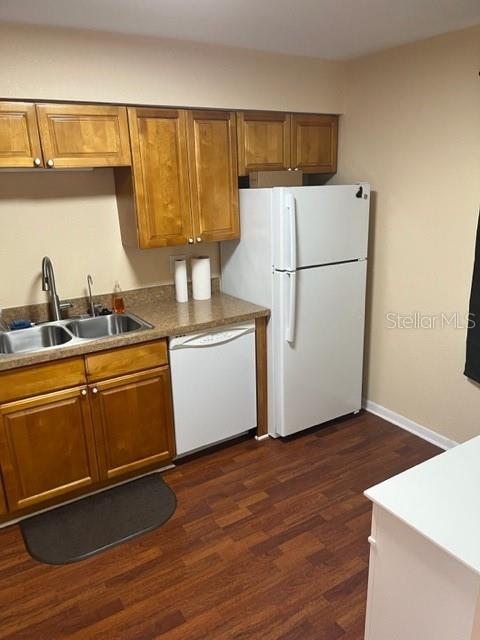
left=0, top=293, right=269, bottom=372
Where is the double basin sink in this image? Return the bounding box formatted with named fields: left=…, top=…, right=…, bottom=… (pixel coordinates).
left=0, top=312, right=153, bottom=355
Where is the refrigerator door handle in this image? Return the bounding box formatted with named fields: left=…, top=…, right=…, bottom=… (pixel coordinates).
left=286, top=193, right=297, bottom=271
left=285, top=271, right=297, bottom=344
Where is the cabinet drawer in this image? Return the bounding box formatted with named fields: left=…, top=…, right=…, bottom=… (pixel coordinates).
left=0, top=357, right=86, bottom=403
left=85, top=340, right=168, bottom=381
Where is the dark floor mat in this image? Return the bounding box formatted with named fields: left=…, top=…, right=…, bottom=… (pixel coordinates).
left=20, top=473, right=177, bottom=565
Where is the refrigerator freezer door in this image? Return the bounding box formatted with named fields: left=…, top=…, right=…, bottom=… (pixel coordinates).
left=273, top=260, right=367, bottom=436
left=273, top=184, right=370, bottom=270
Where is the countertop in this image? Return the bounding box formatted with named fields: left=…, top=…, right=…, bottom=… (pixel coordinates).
left=0, top=293, right=269, bottom=372
left=365, top=436, right=479, bottom=575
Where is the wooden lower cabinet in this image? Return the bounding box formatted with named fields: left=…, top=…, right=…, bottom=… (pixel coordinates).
left=0, top=480, right=7, bottom=516
left=90, top=367, right=175, bottom=481
left=0, top=341, right=175, bottom=517
left=0, top=386, right=99, bottom=512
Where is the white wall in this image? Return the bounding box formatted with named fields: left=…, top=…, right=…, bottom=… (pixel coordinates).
left=0, top=22, right=346, bottom=308
left=336, top=25, right=480, bottom=443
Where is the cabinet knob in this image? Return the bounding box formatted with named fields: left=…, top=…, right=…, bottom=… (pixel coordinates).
left=81, top=389, right=87, bottom=396
left=188, top=238, right=194, bottom=244
left=33, top=157, right=42, bottom=167
left=92, top=387, right=98, bottom=394
left=196, top=237, right=202, bottom=243
left=46, top=159, right=54, bottom=168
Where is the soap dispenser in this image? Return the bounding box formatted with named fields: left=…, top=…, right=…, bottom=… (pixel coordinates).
left=112, top=281, right=125, bottom=314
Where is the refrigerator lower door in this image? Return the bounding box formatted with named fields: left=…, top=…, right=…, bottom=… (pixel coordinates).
left=273, top=260, right=367, bottom=436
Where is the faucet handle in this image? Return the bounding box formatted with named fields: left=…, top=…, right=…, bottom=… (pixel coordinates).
left=92, top=303, right=103, bottom=317
left=59, top=300, right=73, bottom=311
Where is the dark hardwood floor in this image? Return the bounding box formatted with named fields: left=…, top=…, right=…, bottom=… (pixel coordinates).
left=0, top=411, right=440, bottom=639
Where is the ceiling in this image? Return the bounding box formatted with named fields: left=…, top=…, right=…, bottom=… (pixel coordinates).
left=1, top=0, right=479, bottom=60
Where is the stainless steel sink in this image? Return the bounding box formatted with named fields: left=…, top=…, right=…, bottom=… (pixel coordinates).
left=65, top=313, right=152, bottom=339
left=0, top=312, right=152, bottom=356
left=0, top=324, right=72, bottom=354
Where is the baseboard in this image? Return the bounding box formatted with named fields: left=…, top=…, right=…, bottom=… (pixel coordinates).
left=363, top=400, right=458, bottom=450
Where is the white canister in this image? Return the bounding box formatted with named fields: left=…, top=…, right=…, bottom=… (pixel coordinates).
left=191, top=257, right=211, bottom=300
left=174, top=259, right=188, bottom=303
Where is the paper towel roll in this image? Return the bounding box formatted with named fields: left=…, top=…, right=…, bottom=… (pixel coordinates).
left=174, top=259, right=188, bottom=303
left=192, top=257, right=211, bottom=300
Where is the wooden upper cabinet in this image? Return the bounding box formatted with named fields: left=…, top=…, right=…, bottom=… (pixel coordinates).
left=237, top=111, right=291, bottom=175
left=291, top=114, right=338, bottom=173
left=0, top=102, right=43, bottom=168
left=36, top=103, right=131, bottom=168
left=0, top=387, right=99, bottom=512
left=123, top=107, right=194, bottom=248
left=90, top=367, right=175, bottom=480
left=187, top=110, right=239, bottom=243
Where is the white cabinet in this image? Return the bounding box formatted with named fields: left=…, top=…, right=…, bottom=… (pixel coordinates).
left=364, top=437, right=480, bottom=640
left=365, top=505, right=480, bottom=640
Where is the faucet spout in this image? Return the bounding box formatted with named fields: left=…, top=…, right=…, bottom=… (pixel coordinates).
left=41, top=256, right=69, bottom=321
left=87, top=274, right=95, bottom=317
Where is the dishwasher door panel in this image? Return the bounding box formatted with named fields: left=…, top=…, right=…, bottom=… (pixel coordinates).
left=169, top=323, right=257, bottom=456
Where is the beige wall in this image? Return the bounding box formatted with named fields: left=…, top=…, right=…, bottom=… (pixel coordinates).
left=0, top=22, right=346, bottom=309
left=336, top=25, right=480, bottom=443
left=0, top=170, right=220, bottom=307
left=0, top=23, right=346, bottom=113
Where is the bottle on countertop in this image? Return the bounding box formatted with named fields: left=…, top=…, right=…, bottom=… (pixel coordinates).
left=112, top=281, right=125, bottom=314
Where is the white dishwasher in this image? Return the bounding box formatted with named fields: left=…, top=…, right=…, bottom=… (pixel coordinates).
left=169, top=321, right=257, bottom=456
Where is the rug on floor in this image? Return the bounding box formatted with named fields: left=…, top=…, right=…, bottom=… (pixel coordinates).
left=20, top=473, right=177, bottom=565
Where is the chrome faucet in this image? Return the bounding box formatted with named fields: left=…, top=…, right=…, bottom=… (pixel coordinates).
left=86, top=274, right=102, bottom=317
left=41, top=256, right=72, bottom=321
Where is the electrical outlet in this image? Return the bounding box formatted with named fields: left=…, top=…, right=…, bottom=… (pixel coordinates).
left=169, top=254, right=187, bottom=273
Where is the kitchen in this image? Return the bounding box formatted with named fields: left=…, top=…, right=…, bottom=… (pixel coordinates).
left=0, top=2, right=479, bottom=638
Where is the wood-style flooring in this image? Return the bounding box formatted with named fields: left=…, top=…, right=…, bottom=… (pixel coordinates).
left=0, top=411, right=440, bottom=639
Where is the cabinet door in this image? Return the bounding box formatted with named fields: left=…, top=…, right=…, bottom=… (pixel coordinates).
left=127, top=107, right=194, bottom=248
left=237, top=111, right=291, bottom=175
left=291, top=114, right=338, bottom=173
left=187, top=110, right=239, bottom=243
left=36, top=103, right=131, bottom=168
left=0, top=102, right=43, bottom=168
left=0, top=480, right=6, bottom=516
left=0, top=387, right=99, bottom=512
left=90, top=367, right=175, bottom=480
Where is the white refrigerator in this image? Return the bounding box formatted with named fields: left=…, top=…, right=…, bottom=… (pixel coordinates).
left=221, top=184, right=370, bottom=437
